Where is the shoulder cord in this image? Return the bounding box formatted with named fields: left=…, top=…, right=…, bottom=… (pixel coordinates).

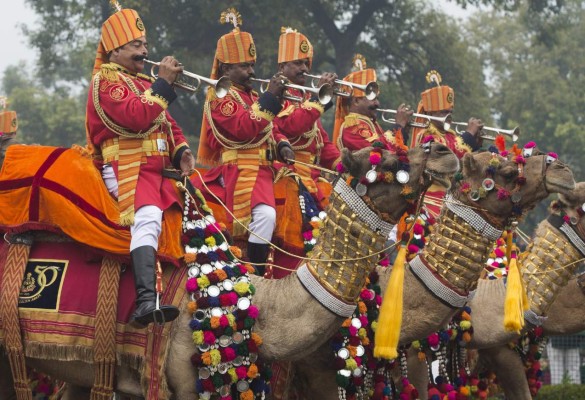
left=92, top=72, right=170, bottom=139
left=204, top=88, right=273, bottom=150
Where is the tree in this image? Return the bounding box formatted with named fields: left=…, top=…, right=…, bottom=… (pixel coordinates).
left=467, top=0, right=585, bottom=232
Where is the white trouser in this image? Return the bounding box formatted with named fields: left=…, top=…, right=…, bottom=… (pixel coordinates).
left=547, top=342, right=582, bottom=384
left=102, top=165, right=162, bottom=251
left=247, top=203, right=276, bottom=244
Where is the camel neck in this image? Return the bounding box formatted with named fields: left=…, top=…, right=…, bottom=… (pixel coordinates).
left=308, top=189, right=390, bottom=303
left=421, top=207, right=495, bottom=293
left=522, top=220, right=582, bottom=316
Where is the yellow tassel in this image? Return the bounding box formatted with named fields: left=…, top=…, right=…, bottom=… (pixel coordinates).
left=373, top=240, right=406, bottom=360
left=503, top=251, right=529, bottom=333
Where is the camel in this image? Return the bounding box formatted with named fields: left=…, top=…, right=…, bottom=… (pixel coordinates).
left=288, top=151, right=576, bottom=399
left=0, top=142, right=460, bottom=399
left=410, top=181, right=585, bottom=400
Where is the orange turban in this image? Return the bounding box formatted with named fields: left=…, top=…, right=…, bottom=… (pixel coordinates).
left=278, top=27, right=313, bottom=68
left=0, top=111, right=17, bottom=134
left=333, top=54, right=377, bottom=146
left=419, top=70, right=454, bottom=112
left=92, top=4, right=146, bottom=76
left=197, top=8, right=257, bottom=166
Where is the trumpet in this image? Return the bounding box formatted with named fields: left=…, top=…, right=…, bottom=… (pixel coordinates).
left=304, top=73, right=379, bottom=100
left=377, top=108, right=452, bottom=131
left=144, top=59, right=232, bottom=98
left=251, top=78, right=333, bottom=105
left=451, top=121, right=520, bottom=142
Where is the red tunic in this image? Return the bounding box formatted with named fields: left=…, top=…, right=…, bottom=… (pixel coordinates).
left=86, top=63, right=189, bottom=213
left=338, top=112, right=404, bottom=152
left=195, top=86, right=288, bottom=236
left=274, top=89, right=339, bottom=203
left=411, top=124, right=472, bottom=159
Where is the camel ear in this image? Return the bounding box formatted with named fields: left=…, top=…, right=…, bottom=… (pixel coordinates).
left=462, top=153, right=478, bottom=176
left=341, top=148, right=366, bottom=178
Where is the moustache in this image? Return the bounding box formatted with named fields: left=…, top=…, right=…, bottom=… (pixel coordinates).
left=133, top=55, right=147, bottom=61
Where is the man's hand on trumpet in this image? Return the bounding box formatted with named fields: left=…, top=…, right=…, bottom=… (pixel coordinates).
left=317, top=72, right=338, bottom=89
left=395, top=103, right=414, bottom=129
left=267, top=72, right=288, bottom=99
left=157, top=55, right=184, bottom=85
left=466, top=117, right=484, bottom=147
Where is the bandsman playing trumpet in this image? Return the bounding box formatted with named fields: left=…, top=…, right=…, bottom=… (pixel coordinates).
left=273, top=27, right=340, bottom=211
left=333, top=54, right=413, bottom=152
left=195, top=8, right=294, bottom=276
left=410, top=70, right=482, bottom=158
left=86, top=1, right=195, bottom=327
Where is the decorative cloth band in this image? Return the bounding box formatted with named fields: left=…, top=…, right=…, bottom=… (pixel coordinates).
left=445, top=194, right=503, bottom=241
left=101, top=132, right=169, bottom=163
left=547, top=214, right=585, bottom=257
left=220, top=147, right=272, bottom=166
left=524, top=309, right=548, bottom=327
left=296, top=263, right=357, bottom=317
left=333, top=178, right=395, bottom=239
left=409, top=255, right=475, bottom=308
left=295, top=151, right=316, bottom=165
left=293, top=151, right=317, bottom=193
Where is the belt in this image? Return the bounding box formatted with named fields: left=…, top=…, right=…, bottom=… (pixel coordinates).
left=295, top=151, right=316, bottom=164
left=221, top=147, right=273, bottom=166
left=101, top=133, right=169, bottom=163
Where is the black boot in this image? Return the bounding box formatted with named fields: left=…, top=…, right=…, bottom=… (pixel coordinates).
left=130, top=246, right=179, bottom=328
left=247, top=242, right=270, bottom=276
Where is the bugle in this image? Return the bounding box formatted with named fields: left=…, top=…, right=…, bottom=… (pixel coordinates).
left=451, top=121, right=520, bottom=142
left=304, top=73, right=379, bottom=100
left=144, top=59, right=232, bottom=98
left=251, top=78, right=333, bottom=105
left=377, top=108, right=452, bottom=131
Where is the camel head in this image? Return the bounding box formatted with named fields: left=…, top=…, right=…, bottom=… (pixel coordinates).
left=457, top=151, right=575, bottom=228
left=552, top=181, right=585, bottom=227
left=340, top=141, right=459, bottom=223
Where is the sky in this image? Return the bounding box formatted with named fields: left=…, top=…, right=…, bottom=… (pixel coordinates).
left=0, top=1, right=475, bottom=89
left=1, top=2, right=38, bottom=80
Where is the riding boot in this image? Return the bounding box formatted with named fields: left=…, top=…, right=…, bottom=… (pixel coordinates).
left=247, top=242, right=270, bottom=276
left=130, top=245, right=179, bottom=328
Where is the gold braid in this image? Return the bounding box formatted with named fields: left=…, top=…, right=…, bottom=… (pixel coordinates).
left=203, top=88, right=274, bottom=150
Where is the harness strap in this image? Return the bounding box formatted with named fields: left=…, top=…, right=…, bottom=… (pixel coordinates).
left=0, top=236, right=34, bottom=400
left=90, top=257, right=121, bottom=400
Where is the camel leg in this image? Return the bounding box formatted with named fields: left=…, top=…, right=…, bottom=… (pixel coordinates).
left=477, top=345, right=532, bottom=400
left=406, top=347, right=430, bottom=400
left=0, top=348, right=16, bottom=400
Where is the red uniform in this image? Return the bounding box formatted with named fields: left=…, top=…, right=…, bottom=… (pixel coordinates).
left=337, top=112, right=405, bottom=152
left=411, top=123, right=474, bottom=159
left=274, top=89, right=339, bottom=201
left=86, top=62, right=189, bottom=222
left=196, top=85, right=288, bottom=237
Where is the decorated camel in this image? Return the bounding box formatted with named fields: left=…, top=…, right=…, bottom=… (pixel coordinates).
left=287, top=150, right=576, bottom=399
left=0, top=141, right=459, bottom=399
left=404, top=180, right=585, bottom=400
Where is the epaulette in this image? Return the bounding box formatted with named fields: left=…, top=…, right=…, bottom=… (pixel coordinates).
left=277, top=104, right=296, bottom=118
left=99, top=63, right=120, bottom=83
left=343, top=114, right=361, bottom=128
left=137, top=72, right=155, bottom=83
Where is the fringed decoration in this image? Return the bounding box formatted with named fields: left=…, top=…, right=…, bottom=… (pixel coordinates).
left=0, top=242, right=33, bottom=400
left=99, top=64, right=120, bottom=83
left=374, top=232, right=409, bottom=360
left=90, top=257, right=121, bottom=400
left=503, top=228, right=529, bottom=333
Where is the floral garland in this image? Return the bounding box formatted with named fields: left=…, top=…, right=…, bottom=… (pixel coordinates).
left=181, top=186, right=271, bottom=400
left=513, top=326, right=546, bottom=397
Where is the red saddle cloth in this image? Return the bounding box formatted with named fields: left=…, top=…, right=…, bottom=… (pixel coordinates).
left=0, top=145, right=184, bottom=265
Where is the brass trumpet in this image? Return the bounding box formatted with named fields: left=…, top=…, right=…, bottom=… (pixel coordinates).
left=251, top=78, right=333, bottom=105
left=304, top=73, right=379, bottom=100
left=144, top=59, right=232, bottom=98
left=377, top=108, right=452, bottom=131
left=451, top=121, right=520, bottom=142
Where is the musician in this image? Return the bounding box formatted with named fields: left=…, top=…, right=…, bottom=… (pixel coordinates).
left=410, top=70, right=482, bottom=158
left=86, top=3, right=195, bottom=327
left=195, top=8, right=294, bottom=275
left=333, top=54, right=412, bottom=152
left=273, top=27, right=340, bottom=207
left=0, top=107, right=19, bottom=168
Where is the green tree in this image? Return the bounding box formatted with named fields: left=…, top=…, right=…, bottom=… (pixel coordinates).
left=467, top=0, right=585, bottom=232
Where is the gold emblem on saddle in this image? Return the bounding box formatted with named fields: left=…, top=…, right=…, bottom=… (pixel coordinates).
left=19, top=262, right=67, bottom=308
left=20, top=272, right=36, bottom=294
